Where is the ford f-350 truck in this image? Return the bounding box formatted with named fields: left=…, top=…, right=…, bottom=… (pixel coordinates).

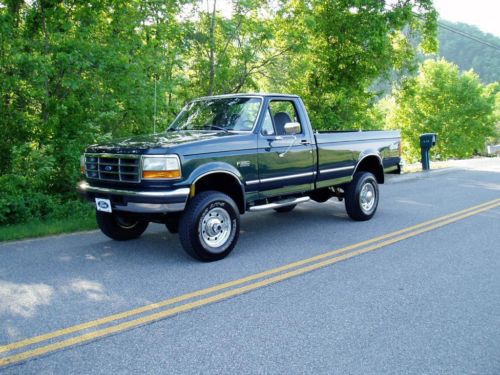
left=78, top=93, right=401, bottom=261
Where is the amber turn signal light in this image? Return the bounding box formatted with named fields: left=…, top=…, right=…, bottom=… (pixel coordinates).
left=142, top=170, right=181, bottom=179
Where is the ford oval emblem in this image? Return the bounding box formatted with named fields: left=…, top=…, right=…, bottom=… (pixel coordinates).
left=98, top=201, right=109, bottom=209
left=105, top=165, right=113, bottom=171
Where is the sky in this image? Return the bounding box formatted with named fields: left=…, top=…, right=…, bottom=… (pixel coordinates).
left=432, top=0, right=500, bottom=36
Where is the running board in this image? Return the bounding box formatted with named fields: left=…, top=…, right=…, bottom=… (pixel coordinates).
left=248, top=196, right=310, bottom=212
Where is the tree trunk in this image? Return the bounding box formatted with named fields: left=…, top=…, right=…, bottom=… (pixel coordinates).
left=207, top=0, right=216, bottom=96
left=40, top=2, right=50, bottom=125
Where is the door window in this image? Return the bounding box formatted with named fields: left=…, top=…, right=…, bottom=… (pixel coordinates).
left=268, top=101, right=302, bottom=136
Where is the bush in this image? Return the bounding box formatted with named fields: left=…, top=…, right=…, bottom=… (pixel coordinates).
left=0, top=174, right=91, bottom=226
left=383, top=59, right=498, bottom=162
left=0, top=175, right=51, bottom=225
left=48, top=199, right=94, bottom=221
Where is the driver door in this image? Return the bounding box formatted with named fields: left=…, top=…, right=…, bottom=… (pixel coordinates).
left=257, top=99, right=315, bottom=199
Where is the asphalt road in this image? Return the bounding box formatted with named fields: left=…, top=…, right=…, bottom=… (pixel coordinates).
left=1, top=159, right=499, bottom=374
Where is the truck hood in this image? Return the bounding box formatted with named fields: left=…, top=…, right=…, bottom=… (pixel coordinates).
left=86, top=131, right=229, bottom=153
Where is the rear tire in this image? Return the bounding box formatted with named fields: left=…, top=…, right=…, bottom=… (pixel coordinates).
left=273, top=204, right=296, bottom=213
left=96, top=211, right=149, bottom=241
left=179, top=191, right=240, bottom=261
left=344, top=172, right=379, bottom=221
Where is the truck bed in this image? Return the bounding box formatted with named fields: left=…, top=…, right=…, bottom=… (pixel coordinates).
left=314, top=130, right=401, bottom=189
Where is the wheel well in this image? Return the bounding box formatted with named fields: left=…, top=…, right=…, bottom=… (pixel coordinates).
left=193, top=173, right=245, bottom=213
left=354, top=156, right=384, bottom=184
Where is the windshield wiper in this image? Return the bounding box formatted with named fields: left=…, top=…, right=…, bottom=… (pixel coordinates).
left=203, top=125, right=229, bottom=133
left=166, top=126, right=230, bottom=133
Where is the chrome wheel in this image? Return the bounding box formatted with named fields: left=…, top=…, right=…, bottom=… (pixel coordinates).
left=199, top=206, right=232, bottom=252
left=345, top=172, right=379, bottom=221
left=180, top=191, right=240, bottom=261
left=359, top=182, right=376, bottom=214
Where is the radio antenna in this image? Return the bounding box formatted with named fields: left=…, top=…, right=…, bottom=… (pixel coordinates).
left=153, top=77, right=157, bottom=134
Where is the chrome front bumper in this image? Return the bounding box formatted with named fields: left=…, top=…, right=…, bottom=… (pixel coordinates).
left=78, top=181, right=190, bottom=213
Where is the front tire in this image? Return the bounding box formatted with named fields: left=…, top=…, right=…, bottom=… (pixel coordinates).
left=96, top=211, right=149, bottom=241
left=344, top=172, right=379, bottom=221
left=179, top=191, right=240, bottom=261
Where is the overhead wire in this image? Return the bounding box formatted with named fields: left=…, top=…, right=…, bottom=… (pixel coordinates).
left=436, top=21, right=500, bottom=52
left=383, top=3, right=500, bottom=52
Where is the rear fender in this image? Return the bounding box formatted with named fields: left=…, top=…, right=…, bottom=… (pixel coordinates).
left=353, top=152, right=384, bottom=184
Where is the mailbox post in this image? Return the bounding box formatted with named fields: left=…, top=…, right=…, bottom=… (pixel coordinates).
left=419, top=133, right=437, bottom=170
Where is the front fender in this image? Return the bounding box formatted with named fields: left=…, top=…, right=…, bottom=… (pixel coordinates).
left=184, top=162, right=245, bottom=187
left=184, top=162, right=247, bottom=213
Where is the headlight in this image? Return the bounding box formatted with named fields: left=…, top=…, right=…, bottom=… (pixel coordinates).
left=142, top=155, right=181, bottom=179
left=80, top=155, right=86, bottom=175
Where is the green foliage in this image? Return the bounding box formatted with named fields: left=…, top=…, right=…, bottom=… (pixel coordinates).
left=438, top=20, right=500, bottom=84
left=383, top=59, right=498, bottom=162
left=261, top=0, right=437, bottom=130
left=0, top=175, right=53, bottom=225
left=0, top=174, right=93, bottom=226
left=184, top=0, right=280, bottom=96
left=493, top=92, right=500, bottom=144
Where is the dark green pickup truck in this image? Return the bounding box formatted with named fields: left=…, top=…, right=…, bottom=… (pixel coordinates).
left=78, top=93, right=401, bottom=261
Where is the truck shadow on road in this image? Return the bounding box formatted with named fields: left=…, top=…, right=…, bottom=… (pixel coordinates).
left=106, top=199, right=367, bottom=265
left=54, top=199, right=353, bottom=267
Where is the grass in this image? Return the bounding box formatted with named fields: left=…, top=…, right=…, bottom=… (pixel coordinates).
left=0, top=213, right=97, bottom=242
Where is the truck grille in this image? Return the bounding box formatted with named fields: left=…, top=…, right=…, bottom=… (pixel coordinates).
left=85, top=153, right=141, bottom=183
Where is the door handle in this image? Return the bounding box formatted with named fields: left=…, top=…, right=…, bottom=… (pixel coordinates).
left=300, top=140, right=311, bottom=145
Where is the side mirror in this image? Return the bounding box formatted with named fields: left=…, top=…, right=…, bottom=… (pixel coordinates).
left=284, top=122, right=301, bottom=135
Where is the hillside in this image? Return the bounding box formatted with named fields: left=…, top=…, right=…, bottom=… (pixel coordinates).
left=438, top=20, right=500, bottom=83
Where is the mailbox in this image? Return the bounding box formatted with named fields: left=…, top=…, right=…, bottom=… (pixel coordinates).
left=419, top=133, right=437, bottom=170
left=420, top=133, right=437, bottom=149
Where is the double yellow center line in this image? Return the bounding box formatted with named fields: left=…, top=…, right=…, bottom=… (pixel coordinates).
left=1, top=198, right=499, bottom=367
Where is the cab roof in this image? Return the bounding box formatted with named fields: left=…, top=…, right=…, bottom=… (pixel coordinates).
left=194, top=93, right=299, bottom=101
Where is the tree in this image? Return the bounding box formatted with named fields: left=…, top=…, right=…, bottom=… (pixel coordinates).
left=0, top=0, right=188, bottom=224
left=184, top=0, right=281, bottom=96
left=383, top=59, right=498, bottom=162
left=0, top=0, right=188, bottom=188
left=262, top=0, right=438, bottom=130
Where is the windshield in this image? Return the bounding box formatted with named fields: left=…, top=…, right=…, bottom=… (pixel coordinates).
left=167, top=97, right=262, bottom=132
